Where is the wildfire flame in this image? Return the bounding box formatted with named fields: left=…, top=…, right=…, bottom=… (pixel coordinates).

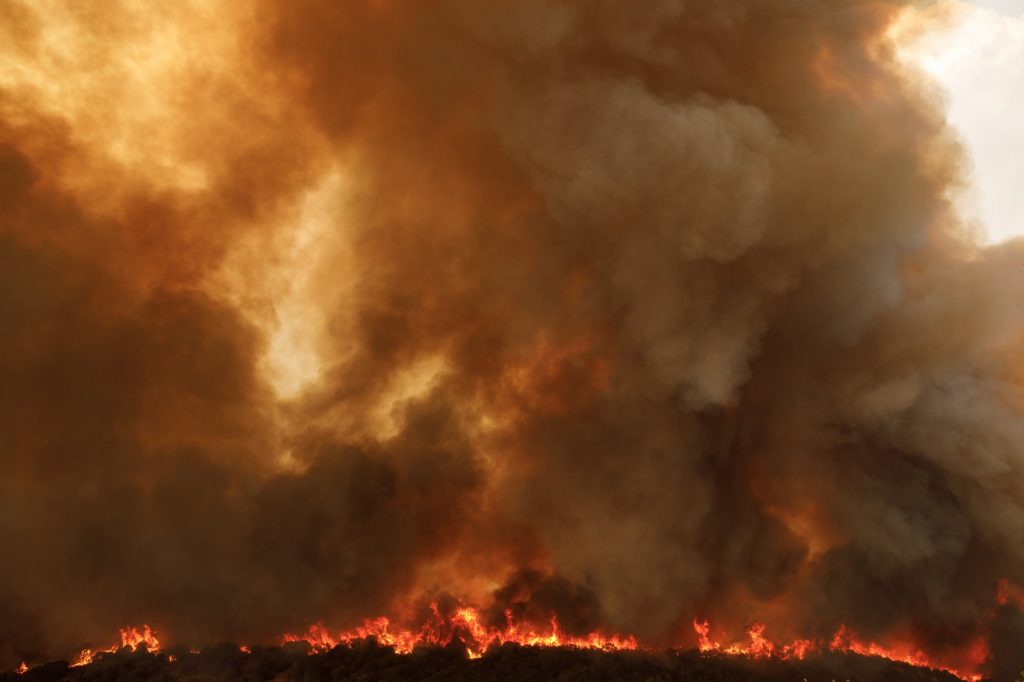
left=692, top=619, right=985, bottom=682
left=282, top=604, right=638, bottom=660
left=692, top=619, right=812, bottom=660
left=11, top=610, right=998, bottom=680
left=69, top=625, right=160, bottom=668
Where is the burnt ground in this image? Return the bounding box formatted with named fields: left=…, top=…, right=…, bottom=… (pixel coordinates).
left=1, top=640, right=971, bottom=682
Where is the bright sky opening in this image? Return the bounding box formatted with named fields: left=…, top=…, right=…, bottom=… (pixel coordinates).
left=899, top=0, right=1024, bottom=244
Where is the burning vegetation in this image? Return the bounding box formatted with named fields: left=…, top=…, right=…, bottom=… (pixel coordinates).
left=0, top=620, right=983, bottom=682
left=3, top=603, right=1016, bottom=680
left=2, top=642, right=979, bottom=682
left=1, top=0, right=1024, bottom=680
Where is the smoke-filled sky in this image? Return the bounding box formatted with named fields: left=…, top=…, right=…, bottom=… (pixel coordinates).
left=898, top=0, right=1024, bottom=244
left=1, top=0, right=1023, bottom=677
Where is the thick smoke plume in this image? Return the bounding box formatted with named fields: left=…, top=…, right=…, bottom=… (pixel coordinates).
left=1, top=0, right=1022, bottom=677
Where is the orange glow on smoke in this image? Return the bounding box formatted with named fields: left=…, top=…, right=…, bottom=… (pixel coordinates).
left=997, top=578, right=1024, bottom=609
left=502, top=334, right=612, bottom=419
left=69, top=625, right=160, bottom=668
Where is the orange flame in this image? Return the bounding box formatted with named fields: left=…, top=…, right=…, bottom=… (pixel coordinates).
left=829, top=626, right=987, bottom=682
left=693, top=619, right=984, bottom=682
left=69, top=625, right=160, bottom=667
left=35, top=613, right=996, bottom=682
left=283, top=603, right=637, bottom=659
left=692, top=619, right=811, bottom=659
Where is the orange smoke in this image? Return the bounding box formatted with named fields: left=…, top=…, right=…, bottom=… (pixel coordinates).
left=2, top=0, right=1023, bottom=678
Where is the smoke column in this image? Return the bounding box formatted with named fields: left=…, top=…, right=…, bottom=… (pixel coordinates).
left=1, top=0, right=1022, bottom=676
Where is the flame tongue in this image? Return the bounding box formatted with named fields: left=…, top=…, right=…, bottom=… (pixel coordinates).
left=69, top=625, right=160, bottom=668
left=282, top=614, right=986, bottom=681
left=692, top=620, right=985, bottom=682
left=282, top=605, right=638, bottom=659
left=23, top=617, right=988, bottom=682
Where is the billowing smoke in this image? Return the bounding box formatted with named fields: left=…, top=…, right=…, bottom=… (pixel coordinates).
left=1, top=0, right=1022, bottom=677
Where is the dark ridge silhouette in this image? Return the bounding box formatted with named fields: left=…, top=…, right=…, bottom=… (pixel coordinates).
left=3, top=640, right=969, bottom=682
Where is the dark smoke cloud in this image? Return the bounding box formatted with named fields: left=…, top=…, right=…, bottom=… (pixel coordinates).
left=1, top=0, right=1022, bottom=677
